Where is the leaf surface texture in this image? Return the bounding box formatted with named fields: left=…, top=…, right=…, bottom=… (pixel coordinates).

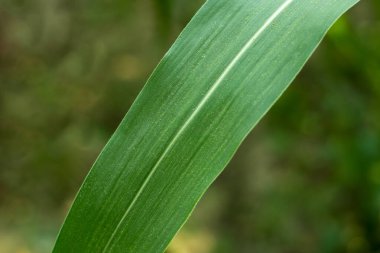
left=53, top=0, right=359, bottom=252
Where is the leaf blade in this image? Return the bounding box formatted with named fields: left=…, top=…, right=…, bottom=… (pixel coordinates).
left=53, top=0, right=359, bottom=252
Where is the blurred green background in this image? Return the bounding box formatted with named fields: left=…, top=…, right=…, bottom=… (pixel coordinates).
left=0, top=0, right=379, bottom=252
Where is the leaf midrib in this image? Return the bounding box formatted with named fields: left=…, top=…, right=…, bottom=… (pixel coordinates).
left=101, top=0, right=294, bottom=251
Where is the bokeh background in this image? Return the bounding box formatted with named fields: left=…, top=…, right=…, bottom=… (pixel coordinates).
left=0, top=0, right=379, bottom=252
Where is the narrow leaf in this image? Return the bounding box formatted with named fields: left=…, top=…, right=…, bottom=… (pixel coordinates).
left=53, top=0, right=359, bottom=252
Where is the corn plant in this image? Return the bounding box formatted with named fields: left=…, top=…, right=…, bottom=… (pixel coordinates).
left=53, top=0, right=360, bottom=252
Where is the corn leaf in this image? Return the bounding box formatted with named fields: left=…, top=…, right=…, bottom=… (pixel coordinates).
left=53, top=0, right=359, bottom=252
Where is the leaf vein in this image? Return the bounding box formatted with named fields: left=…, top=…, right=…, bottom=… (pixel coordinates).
left=102, top=0, right=293, bottom=251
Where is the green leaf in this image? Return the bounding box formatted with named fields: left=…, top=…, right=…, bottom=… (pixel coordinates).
left=53, top=0, right=359, bottom=252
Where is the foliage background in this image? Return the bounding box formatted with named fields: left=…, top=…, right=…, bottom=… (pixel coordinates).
left=0, top=0, right=379, bottom=252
